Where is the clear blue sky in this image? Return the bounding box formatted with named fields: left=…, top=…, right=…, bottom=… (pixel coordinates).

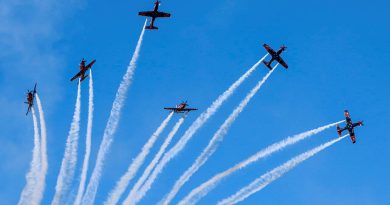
left=1, top=0, right=389, bottom=204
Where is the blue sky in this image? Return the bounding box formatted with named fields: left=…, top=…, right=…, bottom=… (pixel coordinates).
left=1, top=0, right=389, bottom=204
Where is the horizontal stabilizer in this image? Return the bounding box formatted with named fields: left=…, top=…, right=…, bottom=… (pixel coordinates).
left=336, top=124, right=342, bottom=137
left=263, top=61, right=273, bottom=70
left=145, top=25, right=158, bottom=30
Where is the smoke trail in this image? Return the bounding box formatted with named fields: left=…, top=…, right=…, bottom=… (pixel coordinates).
left=18, top=108, right=41, bottom=205
left=74, top=71, right=94, bottom=205
left=105, top=112, right=174, bottom=205
left=35, top=94, right=48, bottom=205
left=125, top=114, right=188, bottom=203
left=81, top=20, right=147, bottom=205
left=179, top=121, right=344, bottom=205
left=123, top=54, right=269, bottom=205
left=52, top=81, right=82, bottom=205
left=161, top=65, right=278, bottom=205
left=218, top=135, right=348, bottom=205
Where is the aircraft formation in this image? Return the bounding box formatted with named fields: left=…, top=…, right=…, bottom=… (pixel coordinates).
left=20, top=1, right=366, bottom=205
left=26, top=0, right=364, bottom=141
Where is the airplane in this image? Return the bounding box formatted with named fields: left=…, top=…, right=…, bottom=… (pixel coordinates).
left=164, top=101, right=198, bottom=113
left=25, top=83, right=37, bottom=115
left=70, top=58, right=96, bottom=82
left=336, top=110, right=364, bottom=144
left=262, top=44, right=288, bottom=70
left=138, top=0, right=171, bottom=30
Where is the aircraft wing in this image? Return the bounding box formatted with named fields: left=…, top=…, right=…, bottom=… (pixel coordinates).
left=352, top=122, right=363, bottom=128
left=164, top=107, right=178, bottom=111
left=276, top=57, right=288, bottom=69
left=26, top=105, right=32, bottom=115
left=263, top=44, right=276, bottom=55
left=156, top=11, right=171, bottom=18
left=182, top=108, right=198, bottom=112
left=349, top=131, right=356, bottom=144
left=33, top=83, right=37, bottom=95
left=70, top=71, right=83, bottom=81
left=139, top=11, right=155, bottom=17
left=86, top=59, right=96, bottom=69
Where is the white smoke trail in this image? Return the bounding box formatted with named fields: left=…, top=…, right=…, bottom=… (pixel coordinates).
left=81, top=20, right=147, bottom=205
left=105, top=112, right=174, bottom=205
left=123, top=54, right=269, bottom=205
left=161, top=65, right=278, bottom=205
left=18, top=108, right=41, bottom=205
left=125, top=114, right=187, bottom=203
left=218, top=135, right=348, bottom=205
left=179, top=121, right=344, bottom=205
left=35, top=94, right=48, bottom=205
left=52, top=81, right=82, bottom=205
left=74, top=70, right=94, bottom=205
